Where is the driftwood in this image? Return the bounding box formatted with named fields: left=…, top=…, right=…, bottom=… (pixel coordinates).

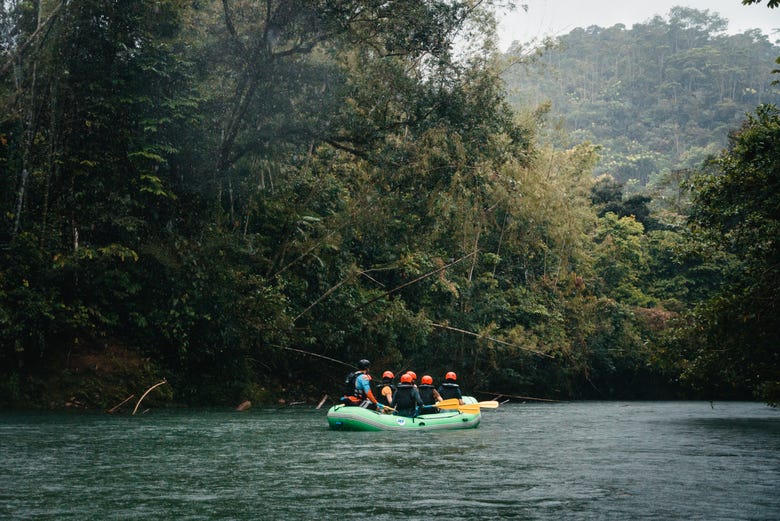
left=316, top=394, right=329, bottom=410
left=106, top=394, right=135, bottom=414
left=236, top=400, right=252, bottom=411
left=132, top=379, right=168, bottom=415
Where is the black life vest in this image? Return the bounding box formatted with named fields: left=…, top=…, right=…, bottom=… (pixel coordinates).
left=343, top=371, right=365, bottom=398
left=438, top=382, right=462, bottom=400
left=393, top=383, right=418, bottom=411
left=418, top=384, right=436, bottom=405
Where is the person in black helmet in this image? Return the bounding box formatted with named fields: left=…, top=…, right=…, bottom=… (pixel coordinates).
left=340, top=359, right=384, bottom=411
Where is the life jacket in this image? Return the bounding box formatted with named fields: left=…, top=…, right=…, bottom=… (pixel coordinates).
left=393, top=383, right=417, bottom=412
left=438, top=382, right=462, bottom=400
left=375, top=380, right=396, bottom=406
left=343, top=371, right=366, bottom=399
left=418, top=384, right=436, bottom=405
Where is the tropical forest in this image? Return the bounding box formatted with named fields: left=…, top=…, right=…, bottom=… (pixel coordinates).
left=1, top=0, right=778, bottom=410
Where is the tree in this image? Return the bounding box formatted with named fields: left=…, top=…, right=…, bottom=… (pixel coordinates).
left=683, top=104, right=780, bottom=404
left=741, top=1, right=780, bottom=9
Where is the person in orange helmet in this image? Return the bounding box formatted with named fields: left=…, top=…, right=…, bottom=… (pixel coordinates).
left=418, top=374, right=444, bottom=413
left=392, top=372, right=423, bottom=417
left=437, top=371, right=464, bottom=405
left=375, top=370, right=396, bottom=410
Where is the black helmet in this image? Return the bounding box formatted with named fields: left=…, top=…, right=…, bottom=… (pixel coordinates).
left=358, top=359, right=371, bottom=369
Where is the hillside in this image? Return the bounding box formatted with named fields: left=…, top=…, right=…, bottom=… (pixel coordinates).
left=502, top=6, right=780, bottom=188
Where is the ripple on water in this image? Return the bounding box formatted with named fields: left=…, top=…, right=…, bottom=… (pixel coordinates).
left=1, top=403, right=779, bottom=520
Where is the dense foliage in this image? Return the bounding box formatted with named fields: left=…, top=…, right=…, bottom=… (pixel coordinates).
left=0, top=2, right=777, bottom=408
left=502, top=7, right=780, bottom=188
left=679, top=104, right=780, bottom=404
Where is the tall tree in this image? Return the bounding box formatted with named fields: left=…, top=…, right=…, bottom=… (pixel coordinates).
left=683, top=104, right=780, bottom=404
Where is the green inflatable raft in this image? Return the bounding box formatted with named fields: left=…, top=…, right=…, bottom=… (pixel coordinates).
left=326, top=396, right=481, bottom=431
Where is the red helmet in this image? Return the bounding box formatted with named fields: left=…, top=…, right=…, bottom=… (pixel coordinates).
left=382, top=370, right=394, bottom=379
left=400, top=373, right=413, bottom=383
left=421, top=375, right=433, bottom=385
left=406, top=371, right=417, bottom=381
left=445, top=371, right=457, bottom=381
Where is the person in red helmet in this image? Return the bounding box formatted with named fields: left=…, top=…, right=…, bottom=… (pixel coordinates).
left=418, top=374, right=443, bottom=413
left=437, top=371, right=464, bottom=404
left=392, top=372, right=423, bottom=417
left=340, top=359, right=384, bottom=411
left=375, top=370, right=396, bottom=409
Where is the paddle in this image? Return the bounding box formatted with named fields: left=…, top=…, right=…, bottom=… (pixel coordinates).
left=427, top=402, right=481, bottom=414
left=435, top=399, right=498, bottom=411
left=433, top=398, right=461, bottom=409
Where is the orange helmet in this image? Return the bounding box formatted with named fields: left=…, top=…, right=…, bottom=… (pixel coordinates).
left=406, top=371, right=417, bottom=381
left=421, top=375, right=433, bottom=385
left=382, top=370, right=394, bottom=379
left=445, top=371, right=457, bottom=381
left=400, top=373, right=413, bottom=383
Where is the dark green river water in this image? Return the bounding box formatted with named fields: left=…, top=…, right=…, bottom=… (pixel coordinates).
left=1, top=401, right=778, bottom=520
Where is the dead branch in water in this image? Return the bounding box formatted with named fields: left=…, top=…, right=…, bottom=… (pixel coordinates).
left=106, top=394, right=135, bottom=414
left=132, top=379, right=168, bottom=415
left=316, top=394, right=329, bottom=410
left=477, top=390, right=560, bottom=402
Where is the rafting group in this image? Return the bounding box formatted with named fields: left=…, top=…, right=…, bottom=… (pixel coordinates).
left=339, top=358, right=464, bottom=417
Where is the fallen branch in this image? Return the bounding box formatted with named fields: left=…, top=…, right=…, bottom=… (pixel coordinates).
left=106, top=394, right=135, bottom=414
left=280, top=346, right=354, bottom=368
left=477, top=390, right=560, bottom=402
left=355, top=251, right=477, bottom=311
left=431, top=323, right=555, bottom=359
left=132, top=379, right=168, bottom=415
left=316, top=394, right=329, bottom=410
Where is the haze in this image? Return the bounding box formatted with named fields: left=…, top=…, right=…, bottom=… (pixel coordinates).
left=498, top=0, right=780, bottom=50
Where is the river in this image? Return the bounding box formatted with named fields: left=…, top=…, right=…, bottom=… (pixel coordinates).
left=1, top=401, right=778, bottom=520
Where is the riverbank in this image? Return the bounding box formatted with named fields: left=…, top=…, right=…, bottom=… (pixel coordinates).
left=0, top=344, right=327, bottom=411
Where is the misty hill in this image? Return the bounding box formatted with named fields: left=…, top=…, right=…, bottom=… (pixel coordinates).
left=502, top=6, right=780, bottom=188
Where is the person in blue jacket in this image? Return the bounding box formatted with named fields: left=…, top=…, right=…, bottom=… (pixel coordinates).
left=340, top=359, right=384, bottom=411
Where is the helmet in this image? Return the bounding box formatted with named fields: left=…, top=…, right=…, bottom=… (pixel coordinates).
left=382, top=370, right=394, bottom=379
left=406, top=371, right=417, bottom=381
left=445, top=371, right=457, bottom=381
left=400, top=373, right=413, bottom=383
left=421, top=375, right=433, bottom=385
left=358, top=359, right=371, bottom=370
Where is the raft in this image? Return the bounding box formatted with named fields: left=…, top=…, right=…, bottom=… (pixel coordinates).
left=326, top=396, right=481, bottom=432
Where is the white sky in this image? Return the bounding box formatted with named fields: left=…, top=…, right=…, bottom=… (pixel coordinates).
left=497, top=0, right=780, bottom=51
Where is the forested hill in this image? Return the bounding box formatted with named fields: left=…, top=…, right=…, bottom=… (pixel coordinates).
left=502, top=6, right=780, bottom=187
left=1, top=2, right=778, bottom=410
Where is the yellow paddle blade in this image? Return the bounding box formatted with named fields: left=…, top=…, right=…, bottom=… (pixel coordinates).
left=458, top=404, right=481, bottom=414
left=477, top=400, right=499, bottom=408
left=435, top=398, right=461, bottom=409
